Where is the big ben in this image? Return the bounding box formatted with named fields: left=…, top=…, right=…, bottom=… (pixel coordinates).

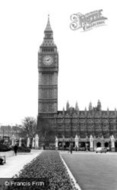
left=38, top=17, right=59, bottom=115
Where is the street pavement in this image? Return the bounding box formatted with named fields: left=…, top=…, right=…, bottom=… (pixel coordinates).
left=0, top=149, right=43, bottom=178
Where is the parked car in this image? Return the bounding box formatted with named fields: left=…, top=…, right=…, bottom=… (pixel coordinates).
left=95, top=147, right=107, bottom=153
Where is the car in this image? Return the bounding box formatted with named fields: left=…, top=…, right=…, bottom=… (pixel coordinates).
left=95, top=147, right=107, bottom=153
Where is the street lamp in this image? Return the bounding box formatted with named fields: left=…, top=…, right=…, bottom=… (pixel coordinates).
left=70, top=112, right=73, bottom=139
left=70, top=137, right=73, bottom=145
left=62, top=135, right=65, bottom=150
left=3, top=128, right=4, bottom=139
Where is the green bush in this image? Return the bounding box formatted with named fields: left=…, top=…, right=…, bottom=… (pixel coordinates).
left=6, top=151, right=74, bottom=190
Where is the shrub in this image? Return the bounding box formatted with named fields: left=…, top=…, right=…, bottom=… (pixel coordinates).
left=0, top=143, right=12, bottom=152
left=6, top=151, right=74, bottom=190
left=18, top=146, right=31, bottom=153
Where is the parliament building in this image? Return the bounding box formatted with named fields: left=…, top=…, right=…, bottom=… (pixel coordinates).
left=37, top=18, right=117, bottom=151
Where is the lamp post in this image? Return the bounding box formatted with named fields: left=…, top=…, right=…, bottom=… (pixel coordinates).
left=70, top=112, right=73, bottom=140
left=62, top=135, right=65, bottom=150
left=3, top=128, right=4, bottom=139
left=70, top=137, right=73, bottom=145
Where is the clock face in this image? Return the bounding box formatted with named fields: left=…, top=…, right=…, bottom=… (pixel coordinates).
left=43, top=55, right=53, bottom=65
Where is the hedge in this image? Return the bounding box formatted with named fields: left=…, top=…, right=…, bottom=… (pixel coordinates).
left=18, top=146, right=31, bottom=153
left=5, top=150, right=75, bottom=190
left=0, top=143, right=12, bottom=152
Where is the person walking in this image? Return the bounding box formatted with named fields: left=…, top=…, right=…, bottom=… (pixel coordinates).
left=69, top=143, right=73, bottom=154
left=14, top=144, right=18, bottom=156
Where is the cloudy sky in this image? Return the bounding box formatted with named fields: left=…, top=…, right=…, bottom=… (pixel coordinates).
left=0, top=0, right=117, bottom=125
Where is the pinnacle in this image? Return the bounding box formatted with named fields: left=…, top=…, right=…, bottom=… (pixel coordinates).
left=45, top=15, right=52, bottom=32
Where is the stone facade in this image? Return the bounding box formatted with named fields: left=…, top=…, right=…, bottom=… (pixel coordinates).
left=0, top=125, right=22, bottom=142
left=54, top=107, right=117, bottom=151
left=37, top=18, right=117, bottom=151
left=38, top=17, right=58, bottom=114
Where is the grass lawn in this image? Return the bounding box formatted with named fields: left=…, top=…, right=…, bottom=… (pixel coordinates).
left=61, top=152, right=117, bottom=190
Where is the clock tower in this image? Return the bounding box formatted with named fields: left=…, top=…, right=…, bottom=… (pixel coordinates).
left=38, top=17, right=59, bottom=115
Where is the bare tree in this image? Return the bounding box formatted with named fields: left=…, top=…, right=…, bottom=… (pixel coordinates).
left=20, top=117, right=37, bottom=138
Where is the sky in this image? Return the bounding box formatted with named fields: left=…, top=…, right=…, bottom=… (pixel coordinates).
left=0, top=0, right=117, bottom=125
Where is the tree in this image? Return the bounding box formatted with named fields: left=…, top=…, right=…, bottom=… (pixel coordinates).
left=20, top=117, right=37, bottom=138
left=12, top=125, right=22, bottom=138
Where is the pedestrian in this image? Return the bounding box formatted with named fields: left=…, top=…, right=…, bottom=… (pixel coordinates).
left=75, top=146, right=78, bottom=151
left=14, top=144, right=18, bottom=156
left=43, top=144, right=45, bottom=150
left=69, top=143, right=73, bottom=154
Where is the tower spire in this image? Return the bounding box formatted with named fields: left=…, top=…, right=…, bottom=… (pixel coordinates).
left=45, top=15, right=52, bottom=32
left=40, top=16, right=56, bottom=47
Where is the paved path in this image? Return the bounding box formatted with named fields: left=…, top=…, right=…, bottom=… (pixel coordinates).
left=61, top=151, right=117, bottom=190
left=0, top=149, right=43, bottom=178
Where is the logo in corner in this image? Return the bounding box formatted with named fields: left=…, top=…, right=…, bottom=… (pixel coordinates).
left=70, top=9, right=108, bottom=31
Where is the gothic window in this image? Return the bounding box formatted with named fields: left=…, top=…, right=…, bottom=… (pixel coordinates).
left=65, top=125, right=71, bottom=131
left=102, top=124, right=109, bottom=131
left=65, top=119, right=70, bottom=124
left=72, top=118, right=78, bottom=124
left=42, top=48, right=54, bottom=52
left=95, top=119, right=101, bottom=124
left=95, top=124, right=102, bottom=131
left=87, top=124, right=94, bottom=131
left=80, top=124, right=86, bottom=131
left=110, top=125, right=116, bottom=131
left=88, top=119, right=93, bottom=124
